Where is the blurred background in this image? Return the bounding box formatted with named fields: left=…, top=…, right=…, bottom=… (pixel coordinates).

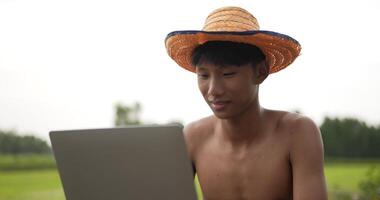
left=1, top=0, right=379, bottom=199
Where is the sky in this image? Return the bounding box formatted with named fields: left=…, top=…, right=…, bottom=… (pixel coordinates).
left=0, top=0, right=379, bottom=142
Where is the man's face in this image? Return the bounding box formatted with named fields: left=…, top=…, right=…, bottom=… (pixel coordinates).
left=196, top=61, right=260, bottom=119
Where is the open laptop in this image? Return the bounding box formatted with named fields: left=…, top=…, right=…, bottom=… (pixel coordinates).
left=50, top=124, right=197, bottom=200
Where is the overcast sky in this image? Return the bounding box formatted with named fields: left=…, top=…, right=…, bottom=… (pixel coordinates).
left=1, top=0, right=379, bottom=141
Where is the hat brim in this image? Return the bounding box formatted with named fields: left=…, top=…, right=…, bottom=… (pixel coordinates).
left=165, top=30, right=301, bottom=74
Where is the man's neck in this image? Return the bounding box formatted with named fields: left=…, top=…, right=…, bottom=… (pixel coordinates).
left=216, top=99, right=266, bottom=148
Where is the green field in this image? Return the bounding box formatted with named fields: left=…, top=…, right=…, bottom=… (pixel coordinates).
left=325, top=161, right=380, bottom=199
left=325, top=161, right=379, bottom=193
left=0, top=154, right=56, bottom=171
left=0, top=161, right=379, bottom=200
left=0, top=169, right=64, bottom=200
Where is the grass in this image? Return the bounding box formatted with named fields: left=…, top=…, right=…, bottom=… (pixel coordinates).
left=0, top=169, right=202, bottom=200
left=195, top=175, right=203, bottom=200
left=0, top=157, right=379, bottom=200
left=0, top=154, right=56, bottom=171
left=324, top=161, right=380, bottom=199
left=326, top=162, right=373, bottom=193
left=0, top=169, right=64, bottom=200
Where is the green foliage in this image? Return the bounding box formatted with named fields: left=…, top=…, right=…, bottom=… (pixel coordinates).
left=330, top=188, right=353, bottom=200
left=0, top=130, right=51, bottom=154
left=359, top=166, right=380, bottom=199
left=0, top=154, right=56, bottom=171
left=321, top=117, right=380, bottom=158
left=194, top=175, right=203, bottom=200
left=114, top=102, right=142, bottom=126
left=325, top=161, right=375, bottom=194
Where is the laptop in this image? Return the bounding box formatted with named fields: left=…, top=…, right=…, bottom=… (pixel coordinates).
left=50, top=124, right=197, bottom=200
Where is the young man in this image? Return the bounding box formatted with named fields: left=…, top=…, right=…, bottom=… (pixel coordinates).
left=165, top=6, right=327, bottom=200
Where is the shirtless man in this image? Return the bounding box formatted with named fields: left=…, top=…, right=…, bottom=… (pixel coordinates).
left=165, top=6, right=327, bottom=200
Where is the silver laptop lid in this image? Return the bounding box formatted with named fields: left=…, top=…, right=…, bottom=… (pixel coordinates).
left=50, top=125, right=197, bottom=200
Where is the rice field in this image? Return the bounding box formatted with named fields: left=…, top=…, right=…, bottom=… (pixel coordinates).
left=0, top=157, right=379, bottom=200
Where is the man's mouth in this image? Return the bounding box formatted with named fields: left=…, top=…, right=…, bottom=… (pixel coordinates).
left=209, top=100, right=230, bottom=111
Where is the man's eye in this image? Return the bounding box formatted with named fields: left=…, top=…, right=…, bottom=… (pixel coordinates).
left=223, top=72, right=236, bottom=77
left=197, top=74, right=209, bottom=79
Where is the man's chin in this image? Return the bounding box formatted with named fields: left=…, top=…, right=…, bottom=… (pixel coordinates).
left=212, top=111, right=234, bottom=119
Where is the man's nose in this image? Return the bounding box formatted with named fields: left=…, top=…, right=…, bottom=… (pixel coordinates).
left=208, top=77, right=225, bottom=97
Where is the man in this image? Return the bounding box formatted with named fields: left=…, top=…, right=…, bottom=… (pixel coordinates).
left=165, top=6, right=327, bottom=200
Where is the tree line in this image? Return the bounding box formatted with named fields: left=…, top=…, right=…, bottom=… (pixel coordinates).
left=0, top=130, right=51, bottom=154
left=1, top=103, right=380, bottom=158
left=321, top=117, right=380, bottom=159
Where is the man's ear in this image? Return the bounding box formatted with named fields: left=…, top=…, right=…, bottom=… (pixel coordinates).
left=253, top=61, right=269, bottom=84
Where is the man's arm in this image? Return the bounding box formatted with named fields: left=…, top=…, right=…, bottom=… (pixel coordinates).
left=289, top=116, right=327, bottom=200
left=183, top=122, right=198, bottom=177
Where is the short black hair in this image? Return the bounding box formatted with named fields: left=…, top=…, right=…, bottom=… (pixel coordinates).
left=191, top=41, right=266, bottom=68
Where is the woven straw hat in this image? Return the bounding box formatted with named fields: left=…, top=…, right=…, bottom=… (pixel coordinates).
left=165, top=6, right=301, bottom=74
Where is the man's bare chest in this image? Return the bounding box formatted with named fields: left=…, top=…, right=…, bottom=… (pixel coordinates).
left=194, top=139, right=292, bottom=199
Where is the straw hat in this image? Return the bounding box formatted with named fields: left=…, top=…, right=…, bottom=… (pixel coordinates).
left=165, top=6, right=301, bottom=74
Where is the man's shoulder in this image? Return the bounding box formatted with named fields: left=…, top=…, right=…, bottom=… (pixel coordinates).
left=273, top=113, right=326, bottom=199
left=269, top=110, right=322, bottom=149
left=268, top=110, right=319, bottom=134
left=184, top=115, right=215, bottom=139
left=183, top=116, right=215, bottom=156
